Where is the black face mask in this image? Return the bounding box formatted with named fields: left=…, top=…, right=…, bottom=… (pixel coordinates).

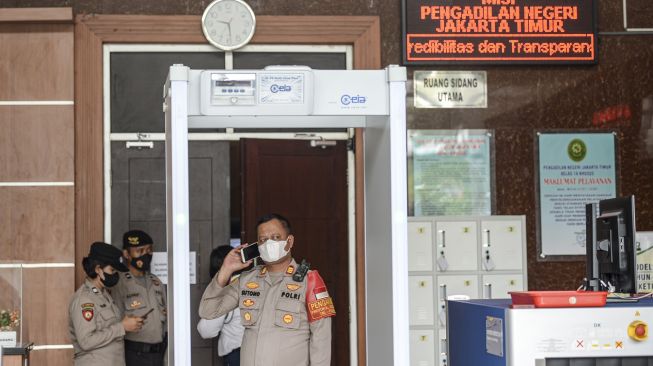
left=101, top=271, right=120, bottom=288
left=131, top=253, right=153, bottom=272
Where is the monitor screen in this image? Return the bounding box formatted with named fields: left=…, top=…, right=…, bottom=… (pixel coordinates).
left=586, top=195, right=637, bottom=294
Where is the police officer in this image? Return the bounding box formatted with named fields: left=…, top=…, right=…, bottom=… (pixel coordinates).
left=69, top=242, right=144, bottom=366
left=199, top=213, right=335, bottom=366
left=111, top=230, right=167, bottom=366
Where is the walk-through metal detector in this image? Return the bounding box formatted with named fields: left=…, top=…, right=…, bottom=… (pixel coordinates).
left=163, top=64, right=409, bottom=366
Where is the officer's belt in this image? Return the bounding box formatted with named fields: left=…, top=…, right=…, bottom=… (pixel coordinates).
left=125, top=339, right=167, bottom=353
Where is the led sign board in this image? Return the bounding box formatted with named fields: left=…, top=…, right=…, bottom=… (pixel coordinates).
left=403, top=0, right=596, bottom=65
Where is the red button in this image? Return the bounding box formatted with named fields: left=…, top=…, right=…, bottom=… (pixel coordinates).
left=636, top=324, right=646, bottom=337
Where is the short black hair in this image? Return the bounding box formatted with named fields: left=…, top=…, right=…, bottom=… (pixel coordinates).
left=255, top=213, right=292, bottom=235
left=82, top=257, right=106, bottom=279
left=209, top=245, right=233, bottom=279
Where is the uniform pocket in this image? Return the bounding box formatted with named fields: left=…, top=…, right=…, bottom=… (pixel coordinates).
left=239, top=296, right=261, bottom=327
left=98, top=308, right=118, bottom=327
left=124, top=297, right=146, bottom=314
left=274, top=299, right=301, bottom=329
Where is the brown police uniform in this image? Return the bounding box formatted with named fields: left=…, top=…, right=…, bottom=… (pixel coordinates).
left=199, top=259, right=335, bottom=366
left=111, top=271, right=167, bottom=364
left=69, top=279, right=126, bottom=366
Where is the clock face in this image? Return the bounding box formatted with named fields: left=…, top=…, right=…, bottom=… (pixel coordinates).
left=202, top=0, right=256, bottom=51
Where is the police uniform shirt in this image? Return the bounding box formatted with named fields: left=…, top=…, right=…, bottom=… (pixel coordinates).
left=199, top=258, right=333, bottom=366
left=68, top=279, right=126, bottom=366
left=111, top=271, right=167, bottom=344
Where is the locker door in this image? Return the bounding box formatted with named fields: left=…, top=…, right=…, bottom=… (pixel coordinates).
left=408, top=221, right=433, bottom=271
left=410, top=330, right=435, bottom=366
left=482, top=274, right=525, bottom=299
left=481, top=219, right=523, bottom=271
left=435, top=221, right=478, bottom=271
left=409, top=275, right=435, bottom=326
left=435, top=275, right=478, bottom=328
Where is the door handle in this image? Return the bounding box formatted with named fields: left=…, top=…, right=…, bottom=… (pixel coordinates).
left=438, top=230, right=446, bottom=248
left=483, top=283, right=492, bottom=299
left=483, top=229, right=491, bottom=248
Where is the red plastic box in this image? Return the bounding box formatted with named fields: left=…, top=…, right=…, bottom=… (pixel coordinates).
left=509, top=291, right=608, bottom=308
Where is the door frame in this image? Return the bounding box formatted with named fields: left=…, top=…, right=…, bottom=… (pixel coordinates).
left=76, top=14, right=380, bottom=366
left=102, top=43, right=353, bottom=242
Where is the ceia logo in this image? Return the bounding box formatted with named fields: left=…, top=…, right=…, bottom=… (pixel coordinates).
left=567, top=138, right=587, bottom=162
left=270, top=84, right=291, bottom=93
left=341, top=94, right=367, bottom=105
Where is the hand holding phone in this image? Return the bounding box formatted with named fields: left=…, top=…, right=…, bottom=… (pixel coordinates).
left=240, top=243, right=260, bottom=263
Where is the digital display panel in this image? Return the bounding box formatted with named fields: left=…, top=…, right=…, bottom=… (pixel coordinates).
left=403, top=0, right=596, bottom=65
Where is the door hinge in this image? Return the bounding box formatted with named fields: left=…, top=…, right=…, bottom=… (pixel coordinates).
left=310, top=139, right=337, bottom=149
left=347, top=138, right=355, bottom=151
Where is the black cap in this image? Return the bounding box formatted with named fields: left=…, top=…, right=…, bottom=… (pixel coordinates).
left=88, top=242, right=128, bottom=272
left=123, top=230, right=153, bottom=249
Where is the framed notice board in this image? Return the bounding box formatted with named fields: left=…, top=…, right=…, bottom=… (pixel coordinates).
left=402, top=0, right=597, bottom=65
left=535, top=132, right=618, bottom=260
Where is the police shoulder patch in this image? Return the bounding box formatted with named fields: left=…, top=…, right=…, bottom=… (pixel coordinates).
left=81, top=303, right=94, bottom=322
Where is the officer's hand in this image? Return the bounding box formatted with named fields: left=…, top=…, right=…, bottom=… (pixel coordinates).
left=216, top=246, right=252, bottom=286
left=122, top=315, right=144, bottom=332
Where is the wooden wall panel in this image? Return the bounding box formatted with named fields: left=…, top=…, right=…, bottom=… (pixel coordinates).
left=0, top=187, right=74, bottom=262
left=21, top=267, right=74, bottom=345
left=0, top=7, right=72, bottom=23
left=0, top=7, right=75, bottom=361
left=29, top=349, right=74, bottom=366
left=0, top=106, right=74, bottom=182
left=0, top=23, right=73, bottom=100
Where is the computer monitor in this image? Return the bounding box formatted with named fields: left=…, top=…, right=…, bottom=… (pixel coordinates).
left=585, top=195, right=637, bottom=294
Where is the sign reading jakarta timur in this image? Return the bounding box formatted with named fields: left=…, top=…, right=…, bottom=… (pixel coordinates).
left=403, top=0, right=596, bottom=64
left=538, top=133, right=617, bottom=257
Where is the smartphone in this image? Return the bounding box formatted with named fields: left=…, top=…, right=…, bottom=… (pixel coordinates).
left=240, top=243, right=260, bottom=263
left=141, top=308, right=155, bottom=320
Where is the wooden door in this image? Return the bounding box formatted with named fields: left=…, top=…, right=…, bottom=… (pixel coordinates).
left=241, top=139, right=349, bottom=366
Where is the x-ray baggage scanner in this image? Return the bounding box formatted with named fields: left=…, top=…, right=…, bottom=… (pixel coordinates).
left=163, top=64, right=409, bottom=366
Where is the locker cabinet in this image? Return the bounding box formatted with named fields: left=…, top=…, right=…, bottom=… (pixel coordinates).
left=409, top=275, right=434, bottom=326
left=435, top=221, right=478, bottom=271
left=482, top=274, right=524, bottom=299
left=410, top=330, right=435, bottom=366
left=481, top=219, right=524, bottom=271
left=408, top=215, right=527, bottom=366
left=408, top=221, right=433, bottom=271
left=436, top=275, right=478, bottom=328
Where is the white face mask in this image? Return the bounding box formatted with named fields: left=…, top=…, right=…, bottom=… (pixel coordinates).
left=259, top=239, right=289, bottom=263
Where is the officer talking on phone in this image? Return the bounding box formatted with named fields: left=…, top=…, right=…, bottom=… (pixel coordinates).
left=199, top=213, right=335, bottom=366
left=111, top=230, right=167, bottom=366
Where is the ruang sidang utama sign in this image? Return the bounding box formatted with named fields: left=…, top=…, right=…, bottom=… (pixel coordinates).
left=402, top=0, right=597, bottom=65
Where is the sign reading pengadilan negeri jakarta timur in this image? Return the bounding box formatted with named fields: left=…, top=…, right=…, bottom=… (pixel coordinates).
left=538, top=133, right=616, bottom=257
left=403, top=0, right=596, bottom=64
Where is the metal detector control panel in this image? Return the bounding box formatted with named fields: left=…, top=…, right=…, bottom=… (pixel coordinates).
left=199, top=66, right=314, bottom=115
